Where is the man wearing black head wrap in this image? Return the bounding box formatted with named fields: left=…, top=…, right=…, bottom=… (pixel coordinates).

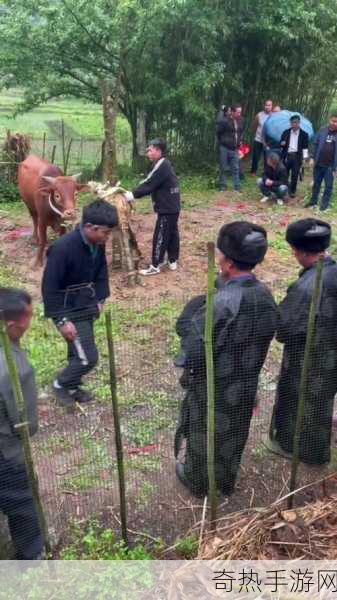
left=267, top=218, right=337, bottom=465
left=174, top=221, right=277, bottom=498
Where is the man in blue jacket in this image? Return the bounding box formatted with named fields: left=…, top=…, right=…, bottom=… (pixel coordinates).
left=42, top=200, right=118, bottom=406
left=306, top=114, right=337, bottom=211
left=124, top=139, right=181, bottom=276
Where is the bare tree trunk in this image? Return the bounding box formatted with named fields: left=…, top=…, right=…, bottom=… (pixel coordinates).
left=100, top=78, right=119, bottom=183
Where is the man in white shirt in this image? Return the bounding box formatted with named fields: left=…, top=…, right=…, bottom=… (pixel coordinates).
left=280, top=115, right=309, bottom=197
left=250, top=99, right=273, bottom=175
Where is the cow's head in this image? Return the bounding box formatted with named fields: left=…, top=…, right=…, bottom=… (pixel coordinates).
left=41, top=174, right=87, bottom=220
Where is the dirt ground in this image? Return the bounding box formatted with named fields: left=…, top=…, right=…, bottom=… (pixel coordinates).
left=1, top=187, right=337, bottom=551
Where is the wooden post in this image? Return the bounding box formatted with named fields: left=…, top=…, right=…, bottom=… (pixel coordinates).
left=205, top=241, right=217, bottom=526
left=51, top=145, right=57, bottom=164
left=61, top=120, right=66, bottom=174
left=105, top=312, right=128, bottom=546
left=0, top=321, right=51, bottom=555
left=42, top=133, right=46, bottom=160
left=287, top=258, right=324, bottom=509
left=64, top=139, right=73, bottom=176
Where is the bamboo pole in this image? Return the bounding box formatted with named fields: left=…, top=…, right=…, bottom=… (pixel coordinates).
left=205, top=241, right=217, bottom=526
left=0, top=320, right=51, bottom=555
left=287, top=257, right=324, bottom=509
left=105, top=311, right=128, bottom=546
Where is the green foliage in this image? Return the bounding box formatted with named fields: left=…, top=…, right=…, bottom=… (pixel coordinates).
left=174, top=535, right=199, bottom=559
left=0, top=180, right=21, bottom=203
left=60, top=520, right=153, bottom=560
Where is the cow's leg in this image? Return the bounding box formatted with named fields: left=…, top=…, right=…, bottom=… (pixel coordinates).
left=35, top=220, right=47, bottom=266
left=30, top=212, right=38, bottom=245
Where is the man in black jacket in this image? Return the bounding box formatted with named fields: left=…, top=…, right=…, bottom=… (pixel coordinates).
left=0, top=288, right=44, bottom=559
left=280, top=115, right=309, bottom=197
left=42, top=200, right=118, bottom=406
left=258, top=152, right=289, bottom=205
left=216, top=106, right=243, bottom=192
left=124, top=139, right=181, bottom=276
left=267, top=218, right=337, bottom=465
left=174, top=222, right=277, bottom=498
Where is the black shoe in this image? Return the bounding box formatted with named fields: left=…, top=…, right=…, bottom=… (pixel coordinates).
left=73, top=388, right=94, bottom=403
left=52, top=384, right=76, bottom=407
left=175, top=462, right=206, bottom=498
left=290, top=192, right=296, bottom=198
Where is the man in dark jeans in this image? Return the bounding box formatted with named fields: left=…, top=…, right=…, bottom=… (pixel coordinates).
left=124, top=138, right=181, bottom=276
left=216, top=106, right=243, bottom=192
left=251, top=99, right=273, bottom=175
left=42, top=200, right=118, bottom=406
left=306, top=114, right=337, bottom=212
left=258, top=152, right=289, bottom=206
left=281, top=114, right=309, bottom=197
left=0, top=288, right=44, bottom=559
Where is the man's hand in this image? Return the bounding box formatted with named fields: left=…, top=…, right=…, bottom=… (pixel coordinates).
left=124, top=191, right=134, bottom=202
left=98, top=303, right=104, bottom=313
left=59, top=321, right=77, bottom=342
left=333, top=170, right=337, bottom=178
left=309, top=158, right=314, bottom=167
left=265, top=178, right=273, bottom=187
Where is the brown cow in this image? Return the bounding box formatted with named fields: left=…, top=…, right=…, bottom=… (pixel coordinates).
left=18, top=155, right=86, bottom=265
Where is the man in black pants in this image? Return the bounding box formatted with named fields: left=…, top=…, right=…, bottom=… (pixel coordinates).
left=124, top=139, right=181, bottom=276
left=42, top=200, right=118, bottom=407
left=0, top=287, right=44, bottom=559
left=280, top=115, right=309, bottom=198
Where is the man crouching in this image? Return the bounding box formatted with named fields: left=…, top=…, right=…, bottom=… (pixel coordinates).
left=42, top=200, right=118, bottom=407
left=174, top=221, right=277, bottom=498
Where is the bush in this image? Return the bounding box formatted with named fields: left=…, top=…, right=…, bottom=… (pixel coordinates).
left=0, top=180, right=21, bottom=202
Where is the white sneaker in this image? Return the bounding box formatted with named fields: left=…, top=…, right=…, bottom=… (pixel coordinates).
left=158, top=260, right=167, bottom=269
left=260, top=196, right=269, bottom=203
left=139, top=265, right=160, bottom=276
left=168, top=261, right=177, bottom=271
left=277, top=199, right=284, bottom=206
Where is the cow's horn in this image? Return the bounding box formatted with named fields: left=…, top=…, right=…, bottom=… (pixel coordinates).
left=71, top=173, right=82, bottom=181
left=42, top=176, right=57, bottom=185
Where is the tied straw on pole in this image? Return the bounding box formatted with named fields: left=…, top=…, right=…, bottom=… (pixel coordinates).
left=0, top=319, right=51, bottom=555
left=205, top=241, right=217, bottom=526
left=105, top=311, right=128, bottom=546
left=287, top=257, right=324, bottom=509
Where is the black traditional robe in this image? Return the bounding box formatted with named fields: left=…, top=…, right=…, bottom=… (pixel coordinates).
left=270, top=256, right=337, bottom=465
left=175, top=275, right=277, bottom=497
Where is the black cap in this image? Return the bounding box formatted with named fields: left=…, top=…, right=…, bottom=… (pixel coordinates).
left=286, top=218, right=331, bottom=252
left=217, top=221, right=268, bottom=266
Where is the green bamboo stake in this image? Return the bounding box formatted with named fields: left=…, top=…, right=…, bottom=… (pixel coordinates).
left=105, top=311, right=128, bottom=546
left=0, top=321, right=51, bottom=555
left=205, top=241, right=217, bottom=526
left=287, top=257, right=324, bottom=509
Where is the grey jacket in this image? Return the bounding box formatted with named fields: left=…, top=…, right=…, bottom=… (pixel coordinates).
left=0, top=343, right=38, bottom=462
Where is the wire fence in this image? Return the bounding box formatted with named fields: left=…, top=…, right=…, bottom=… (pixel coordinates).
left=1, top=270, right=337, bottom=558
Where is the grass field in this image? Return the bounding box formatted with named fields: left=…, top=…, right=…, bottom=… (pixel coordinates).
left=0, top=89, right=132, bottom=167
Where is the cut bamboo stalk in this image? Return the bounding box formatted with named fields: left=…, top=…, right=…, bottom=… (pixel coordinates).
left=0, top=320, right=51, bottom=555
left=205, top=241, right=217, bottom=526
left=288, top=257, right=324, bottom=509
left=105, top=311, right=128, bottom=546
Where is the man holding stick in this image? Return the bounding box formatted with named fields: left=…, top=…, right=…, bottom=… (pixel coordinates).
left=0, top=287, right=44, bottom=559
left=174, top=222, right=277, bottom=498
left=42, top=200, right=118, bottom=407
